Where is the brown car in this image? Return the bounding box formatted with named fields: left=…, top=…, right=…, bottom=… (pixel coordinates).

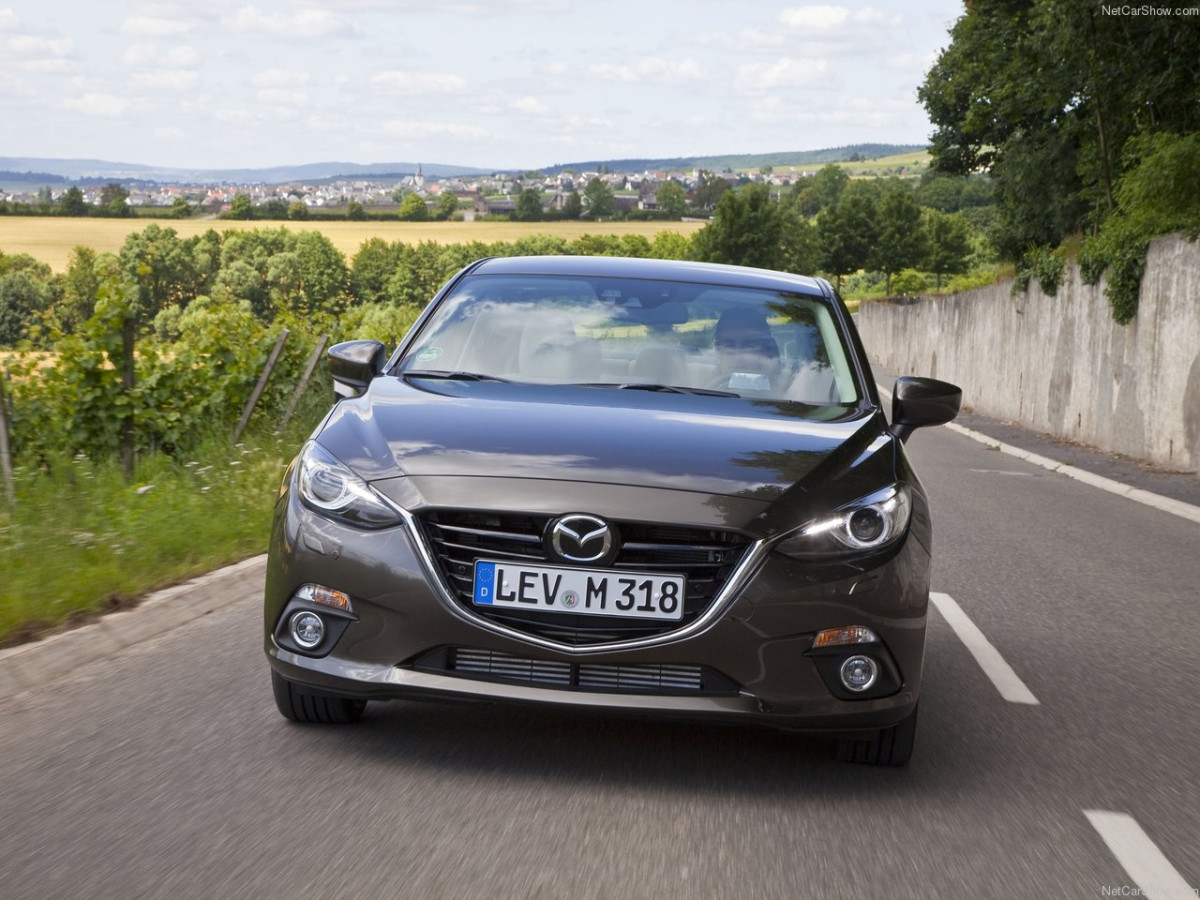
left=263, top=256, right=960, bottom=765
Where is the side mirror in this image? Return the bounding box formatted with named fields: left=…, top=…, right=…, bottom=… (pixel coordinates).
left=888, top=376, right=961, bottom=443
left=328, top=340, right=386, bottom=399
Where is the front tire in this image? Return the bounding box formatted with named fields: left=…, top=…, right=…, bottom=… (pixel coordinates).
left=835, top=703, right=918, bottom=767
left=271, top=670, right=367, bottom=724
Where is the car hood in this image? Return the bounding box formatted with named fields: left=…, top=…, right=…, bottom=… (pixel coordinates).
left=315, top=378, right=889, bottom=505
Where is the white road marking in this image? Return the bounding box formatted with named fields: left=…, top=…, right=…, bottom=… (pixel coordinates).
left=877, top=382, right=1200, bottom=527
left=929, top=592, right=1040, bottom=705
left=1084, top=810, right=1198, bottom=900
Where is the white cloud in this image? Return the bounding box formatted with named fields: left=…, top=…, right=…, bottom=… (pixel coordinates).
left=252, top=68, right=311, bottom=88
left=381, top=120, right=488, bottom=141
left=7, top=34, right=74, bottom=56
left=588, top=58, right=704, bottom=85
left=736, top=58, right=829, bottom=90
left=511, top=96, right=546, bottom=114
left=256, top=88, right=309, bottom=106
left=372, top=70, right=469, bottom=94
left=779, top=5, right=851, bottom=29
left=123, top=44, right=198, bottom=68
left=222, top=6, right=356, bottom=40
left=132, top=69, right=198, bottom=90
left=62, top=92, right=130, bottom=117
left=14, top=58, right=68, bottom=73
left=0, top=9, right=19, bottom=31
left=120, top=15, right=193, bottom=37
left=214, top=108, right=252, bottom=123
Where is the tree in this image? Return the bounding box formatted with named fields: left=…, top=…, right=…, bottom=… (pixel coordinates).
left=434, top=190, right=459, bottom=221
left=345, top=199, right=367, bottom=221
left=169, top=197, right=193, bottom=219
left=98, top=183, right=133, bottom=218
left=924, top=211, right=972, bottom=288
left=118, top=224, right=201, bottom=320
left=656, top=181, right=687, bottom=219
left=871, top=182, right=928, bottom=295
left=0, top=271, right=48, bottom=346
left=229, top=194, right=254, bottom=220
left=397, top=193, right=429, bottom=221
left=915, top=175, right=963, bottom=212
left=563, top=190, right=583, bottom=219
left=515, top=189, right=544, bottom=222
left=287, top=201, right=309, bottom=220
left=690, top=183, right=784, bottom=269
left=692, top=171, right=729, bottom=211
left=261, top=198, right=289, bottom=219
left=816, top=180, right=879, bottom=289
left=59, top=186, right=89, bottom=217
left=583, top=177, right=614, bottom=218
left=810, top=164, right=850, bottom=212
left=918, top=0, right=1200, bottom=259
left=56, top=246, right=102, bottom=333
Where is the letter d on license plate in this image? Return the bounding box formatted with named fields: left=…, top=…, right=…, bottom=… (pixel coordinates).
left=473, top=559, right=684, bottom=621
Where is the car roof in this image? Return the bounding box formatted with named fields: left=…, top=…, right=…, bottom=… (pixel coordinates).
left=469, top=255, right=832, bottom=298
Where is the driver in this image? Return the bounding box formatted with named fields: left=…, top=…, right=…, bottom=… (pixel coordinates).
left=714, top=307, right=783, bottom=390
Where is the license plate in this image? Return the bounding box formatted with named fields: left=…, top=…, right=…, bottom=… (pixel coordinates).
left=473, top=560, right=685, bottom=621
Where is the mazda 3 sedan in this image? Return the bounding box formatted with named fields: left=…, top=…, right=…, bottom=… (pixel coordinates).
left=264, top=255, right=960, bottom=766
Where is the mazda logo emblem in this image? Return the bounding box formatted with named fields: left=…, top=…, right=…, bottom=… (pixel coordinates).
left=548, top=514, right=615, bottom=564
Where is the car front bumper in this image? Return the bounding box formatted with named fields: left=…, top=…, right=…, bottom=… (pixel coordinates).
left=264, top=480, right=931, bottom=735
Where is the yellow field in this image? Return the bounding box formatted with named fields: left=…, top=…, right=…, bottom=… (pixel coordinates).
left=0, top=217, right=708, bottom=272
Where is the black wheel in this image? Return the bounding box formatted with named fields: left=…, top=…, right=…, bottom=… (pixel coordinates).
left=835, top=703, right=918, bottom=767
left=271, top=670, right=367, bottom=724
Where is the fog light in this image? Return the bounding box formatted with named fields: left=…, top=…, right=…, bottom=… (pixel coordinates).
left=839, top=655, right=878, bottom=692
left=289, top=611, right=326, bottom=650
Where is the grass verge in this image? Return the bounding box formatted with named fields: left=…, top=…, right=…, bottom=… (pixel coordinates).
left=0, top=425, right=312, bottom=648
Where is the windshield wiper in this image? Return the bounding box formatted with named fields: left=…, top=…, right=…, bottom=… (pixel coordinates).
left=580, top=382, right=740, bottom=398
left=402, top=370, right=510, bottom=383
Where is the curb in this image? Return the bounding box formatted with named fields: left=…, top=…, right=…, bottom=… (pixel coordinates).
left=0, top=554, right=267, bottom=701
left=943, top=422, right=1200, bottom=526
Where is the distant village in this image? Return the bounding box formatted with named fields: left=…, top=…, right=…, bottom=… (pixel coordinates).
left=1, top=165, right=825, bottom=217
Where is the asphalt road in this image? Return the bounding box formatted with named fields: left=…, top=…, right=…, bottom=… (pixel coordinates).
left=2, top=420, right=1198, bottom=900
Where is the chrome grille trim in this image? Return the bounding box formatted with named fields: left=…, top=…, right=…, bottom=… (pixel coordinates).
left=417, top=509, right=752, bottom=646
left=399, top=507, right=770, bottom=657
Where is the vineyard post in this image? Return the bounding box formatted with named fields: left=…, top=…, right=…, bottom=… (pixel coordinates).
left=235, top=328, right=290, bottom=443
left=279, top=333, right=330, bottom=432
left=121, top=316, right=135, bottom=480
left=0, top=368, right=14, bottom=512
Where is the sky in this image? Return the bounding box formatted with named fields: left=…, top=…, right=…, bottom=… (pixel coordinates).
left=1, top=0, right=966, bottom=172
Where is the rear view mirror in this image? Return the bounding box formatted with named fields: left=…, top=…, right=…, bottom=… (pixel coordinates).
left=328, top=340, right=386, bottom=399
left=888, top=376, right=961, bottom=442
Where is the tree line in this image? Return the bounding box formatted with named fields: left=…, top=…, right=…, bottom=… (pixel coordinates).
left=0, top=168, right=988, bottom=352
left=920, top=0, right=1200, bottom=322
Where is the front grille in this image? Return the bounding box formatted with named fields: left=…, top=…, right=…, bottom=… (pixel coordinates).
left=415, top=647, right=739, bottom=695
left=418, top=510, right=751, bottom=646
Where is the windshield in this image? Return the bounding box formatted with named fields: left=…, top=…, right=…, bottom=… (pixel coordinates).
left=397, top=273, right=861, bottom=405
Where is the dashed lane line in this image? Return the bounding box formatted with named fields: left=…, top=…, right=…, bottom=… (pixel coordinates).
left=1085, top=810, right=1198, bottom=900
left=929, top=592, right=1040, bottom=705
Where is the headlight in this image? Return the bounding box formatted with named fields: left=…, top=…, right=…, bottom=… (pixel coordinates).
left=774, top=484, right=912, bottom=559
left=296, top=441, right=403, bottom=529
